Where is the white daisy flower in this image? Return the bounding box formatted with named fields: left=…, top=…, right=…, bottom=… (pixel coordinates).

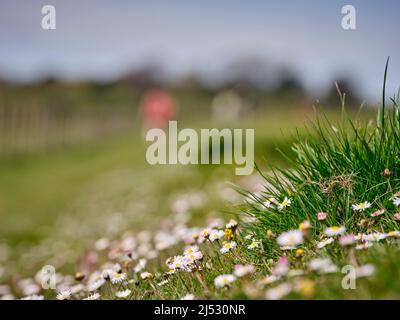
left=392, top=197, right=400, bottom=206
left=263, top=197, right=276, bottom=209
left=317, top=237, right=334, bottom=249
left=133, top=259, right=147, bottom=273
left=184, top=251, right=203, bottom=264
left=140, top=271, right=153, bottom=280
left=184, top=246, right=199, bottom=255
left=276, top=230, right=303, bottom=249
left=110, top=272, right=127, bottom=284
left=209, top=230, right=224, bottom=242
left=259, top=275, right=280, bottom=286
left=115, top=289, right=131, bottom=299
left=324, top=226, right=346, bottom=237
left=247, top=240, right=260, bottom=250
left=181, top=294, right=195, bottom=300
left=220, top=241, right=237, bottom=254
left=265, top=283, right=292, bottom=300
left=277, top=197, right=291, bottom=211
left=363, top=233, right=387, bottom=242
left=355, top=242, right=373, bottom=250
left=83, top=293, right=101, bottom=300
left=308, top=258, right=338, bottom=274
left=88, top=278, right=105, bottom=292
left=21, top=295, right=44, bottom=300
left=214, top=274, right=236, bottom=288
left=352, top=202, right=372, bottom=211
left=168, top=255, right=184, bottom=270
left=233, top=264, right=255, bottom=277
left=226, top=219, right=238, bottom=229
left=56, top=289, right=71, bottom=300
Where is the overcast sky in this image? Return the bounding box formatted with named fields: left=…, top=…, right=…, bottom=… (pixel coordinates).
left=0, top=0, right=399, bottom=102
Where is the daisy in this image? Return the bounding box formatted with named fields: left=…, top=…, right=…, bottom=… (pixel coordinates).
left=271, top=256, right=289, bottom=276
left=21, top=295, right=44, bottom=300
left=110, top=272, right=127, bottom=284
left=278, top=197, right=291, bottom=211
left=233, top=264, right=255, bottom=277
left=317, top=237, right=334, bottom=249
left=88, top=278, right=105, bottom=292
left=308, top=258, right=338, bottom=274
left=339, top=234, right=354, bottom=246
left=214, top=274, right=236, bottom=288
left=352, top=201, right=372, bottom=211
left=265, top=283, right=292, bottom=300
left=356, top=264, right=375, bottom=278
left=140, top=272, right=153, bottom=280
left=276, top=230, right=303, bottom=249
left=394, top=213, right=400, bottom=221
left=324, top=226, right=346, bottom=237
left=299, top=220, right=311, bottom=231
left=56, top=289, right=71, bottom=300
left=317, top=212, right=327, bottom=221
left=259, top=275, right=280, bottom=286
left=363, top=233, right=387, bottom=242
left=263, top=197, right=276, bottom=209
left=209, top=230, right=224, bottom=242
left=355, top=242, right=373, bottom=250
left=115, top=289, right=131, bottom=299
left=387, top=230, right=400, bottom=238
left=392, top=197, right=400, bottom=206
left=184, top=246, right=199, bottom=255
left=133, top=259, right=147, bottom=273
left=181, top=294, right=195, bottom=300
left=371, top=209, right=385, bottom=217
left=169, top=255, right=184, bottom=270
left=157, top=279, right=169, bottom=287
left=184, top=251, right=203, bottom=264
left=226, top=219, right=238, bottom=229
left=83, top=293, right=101, bottom=300
left=220, top=241, right=237, bottom=254
left=247, top=239, right=260, bottom=250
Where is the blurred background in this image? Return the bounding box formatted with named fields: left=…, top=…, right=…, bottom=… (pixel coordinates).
left=0, top=0, right=399, bottom=276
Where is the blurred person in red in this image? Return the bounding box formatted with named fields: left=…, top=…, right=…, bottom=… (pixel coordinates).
left=140, top=89, right=177, bottom=133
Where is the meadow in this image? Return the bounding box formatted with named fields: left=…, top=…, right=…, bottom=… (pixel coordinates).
left=0, top=77, right=399, bottom=300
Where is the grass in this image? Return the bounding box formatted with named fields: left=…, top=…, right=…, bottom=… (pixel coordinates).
left=1, top=87, right=399, bottom=299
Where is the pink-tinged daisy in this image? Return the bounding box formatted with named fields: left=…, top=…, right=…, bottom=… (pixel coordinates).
left=317, top=212, right=327, bottom=221
left=276, top=230, right=303, bottom=249
left=352, top=201, right=372, bottom=211
left=371, top=209, right=385, bottom=217
left=271, top=256, right=289, bottom=276
left=233, top=264, right=255, bottom=277
left=265, top=283, right=292, bottom=300
left=394, top=213, right=400, bottom=221
left=355, top=264, right=375, bottom=278
left=339, top=234, right=354, bottom=246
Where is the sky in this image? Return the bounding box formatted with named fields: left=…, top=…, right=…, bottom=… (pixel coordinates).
left=0, top=0, right=399, bottom=102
